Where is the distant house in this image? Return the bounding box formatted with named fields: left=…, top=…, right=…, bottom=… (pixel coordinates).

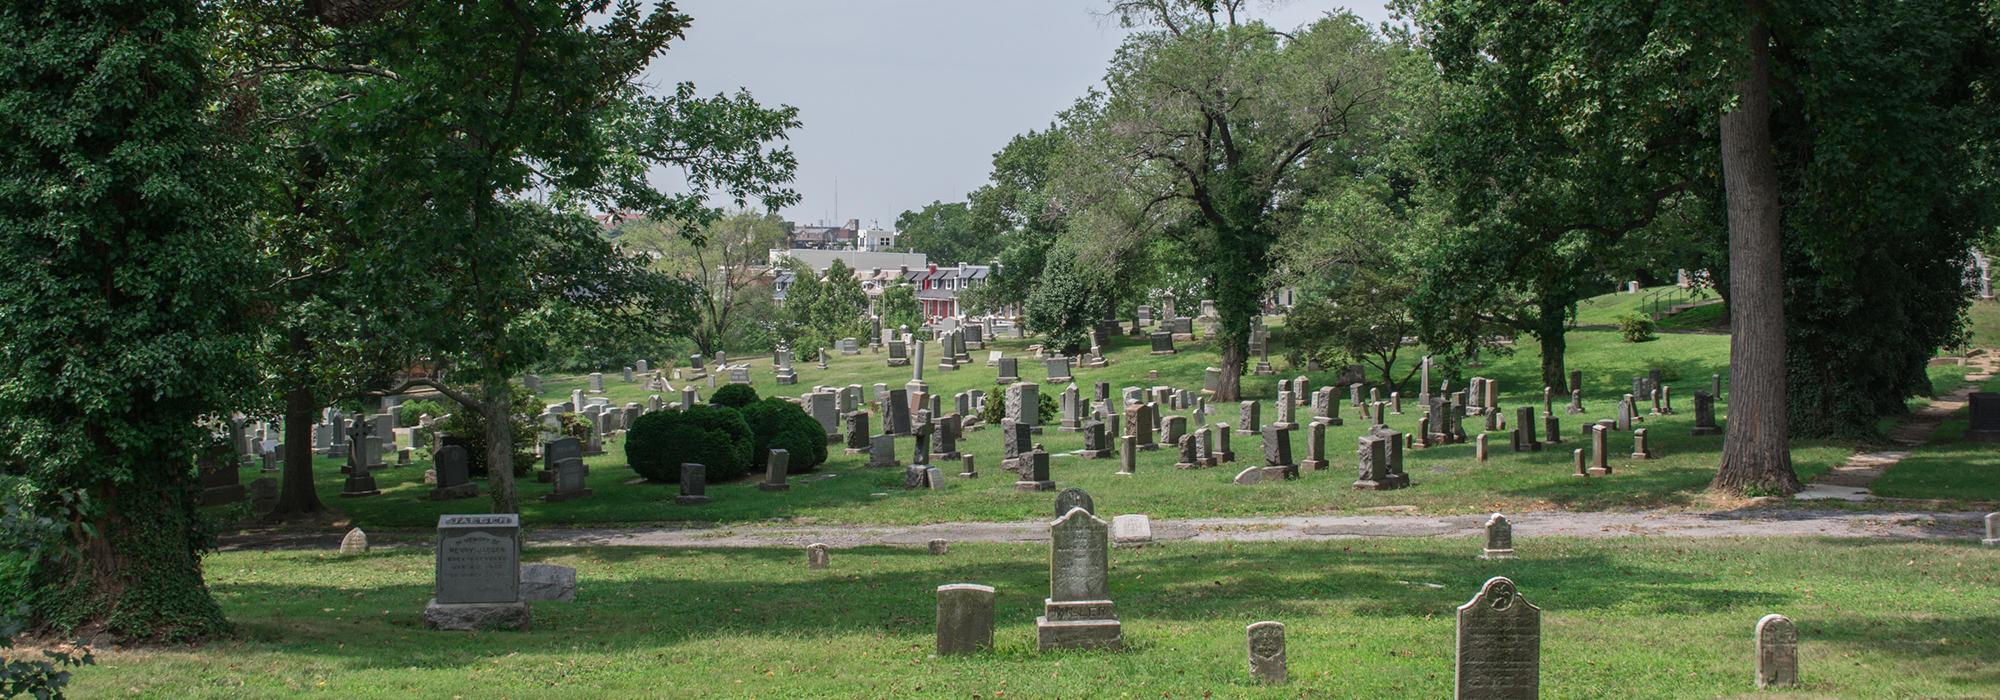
left=769, top=249, right=928, bottom=301
left=786, top=219, right=860, bottom=250
left=909, top=262, right=992, bottom=320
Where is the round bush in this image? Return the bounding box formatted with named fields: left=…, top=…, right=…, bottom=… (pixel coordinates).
left=739, top=397, right=829, bottom=474
left=625, top=405, right=753, bottom=483
left=709, top=383, right=760, bottom=408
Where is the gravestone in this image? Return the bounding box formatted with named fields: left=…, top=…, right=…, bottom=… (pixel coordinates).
left=1314, top=386, right=1343, bottom=426
left=429, top=445, right=480, bottom=500
left=845, top=411, right=872, bottom=454
left=1246, top=621, right=1287, bottom=685
left=1237, top=401, right=1260, bottom=435
left=888, top=388, right=912, bottom=435
left=936, top=584, right=997, bottom=656
left=337, top=422, right=380, bottom=498
left=1149, top=332, right=1176, bottom=355
left=197, top=448, right=246, bottom=507
left=1631, top=428, right=1653, bottom=459
left=1045, top=357, right=1073, bottom=383
left=759, top=449, right=792, bottom=492
left=1036, top=507, right=1122, bottom=651
left=520, top=563, right=577, bottom=603
left=1015, top=445, right=1055, bottom=492
left=997, top=357, right=1019, bottom=384
left=338, top=527, right=368, bottom=556
left=1111, top=513, right=1152, bottom=545
left=1054, top=487, right=1095, bottom=517
left=1692, top=391, right=1723, bottom=436
left=1080, top=421, right=1112, bottom=458
left=1455, top=576, right=1539, bottom=699
left=1173, top=433, right=1201, bottom=469
left=1216, top=422, right=1235, bottom=462
left=676, top=463, right=712, bottom=504
left=1755, top=614, right=1798, bottom=689
left=887, top=340, right=909, bottom=366
left=1984, top=512, right=1999, bottom=546
left=1510, top=406, right=1541, bottom=452
left=541, top=452, right=592, bottom=502
left=425, top=514, right=529, bottom=631
left=1117, top=435, right=1138, bottom=475
left=868, top=434, right=898, bottom=469
left=1261, top=424, right=1296, bottom=479
left=807, top=543, right=829, bottom=569
left=1006, top=382, right=1040, bottom=431
left=1301, top=421, right=1328, bottom=471
left=1481, top=513, right=1516, bottom=560
left=1589, top=425, right=1612, bottom=476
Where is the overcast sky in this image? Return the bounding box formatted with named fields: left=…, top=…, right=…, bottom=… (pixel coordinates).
left=641, top=1, right=1395, bottom=228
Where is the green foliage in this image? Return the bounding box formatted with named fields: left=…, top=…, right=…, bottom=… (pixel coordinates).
left=895, top=201, right=1001, bottom=266
left=435, top=386, right=540, bottom=478
left=708, top=384, right=760, bottom=409
left=738, top=398, right=829, bottom=474
left=625, top=406, right=753, bottom=483
left=1023, top=252, right=1107, bottom=356
left=1280, top=189, right=1426, bottom=389
left=617, top=211, right=792, bottom=356
left=878, top=283, right=923, bottom=333
left=1055, top=8, right=1405, bottom=388
left=397, top=400, right=447, bottom=426
left=1618, top=315, right=1659, bottom=343
left=1, top=0, right=254, bottom=641
left=781, top=259, right=869, bottom=358
left=976, top=383, right=1058, bottom=426
left=1771, top=0, right=1997, bottom=437
left=0, top=608, right=93, bottom=700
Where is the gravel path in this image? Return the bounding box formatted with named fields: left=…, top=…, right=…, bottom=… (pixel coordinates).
left=221, top=508, right=1991, bottom=551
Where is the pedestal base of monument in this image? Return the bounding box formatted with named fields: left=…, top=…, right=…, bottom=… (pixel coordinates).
left=1261, top=465, right=1300, bottom=481
left=675, top=495, right=712, bottom=505
left=1691, top=426, right=1723, bottom=436
left=428, top=483, right=480, bottom=501
left=1253, top=362, right=1274, bottom=376
left=1301, top=459, right=1327, bottom=471
left=1351, top=475, right=1409, bottom=491
left=540, top=488, right=592, bottom=502
left=1036, top=600, right=1122, bottom=651
left=201, top=485, right=245, bottom=507
left=844, top=447, right=868, bottom=456
left=1014, top=479, right=1056, bottom=492
left=1480, top=548, right=1516, bottom=560
left=339, top=474, right=380, bottom=498
left=424, top=599, right=530, bottom=631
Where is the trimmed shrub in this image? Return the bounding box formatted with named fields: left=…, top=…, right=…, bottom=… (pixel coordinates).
left=977, top=382, right=1059, bottom=426
left=739, top=397, right=829, bottom=474
left=397, top=399, right=446, bottom=426
left=709, top=383, right=759, bottom=408
left=1618, top=314, right=1658, bottom=343
left=625, top=405, right=753, bottom=483
left=436, top=386, right=539, bottom=477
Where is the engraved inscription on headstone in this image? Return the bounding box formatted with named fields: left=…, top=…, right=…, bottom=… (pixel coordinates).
left=1455, top=576, right=1540, bottom=699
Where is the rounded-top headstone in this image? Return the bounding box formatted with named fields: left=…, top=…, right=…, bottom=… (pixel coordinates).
left=1755, top=613, right=1798, bottom=689
left=338, top=527, right=368, bottom=556
left=1054, top=487, right=1094, bottom=517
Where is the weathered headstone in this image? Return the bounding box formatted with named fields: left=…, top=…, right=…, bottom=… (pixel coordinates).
left=1111, top=513, right=1152, bottom=545
left=1692, top=391, right=1722, bottom=436
left=338, top=527, right=368, bottom=556
left=936, top=583, right=997, bottom=656
left=1302, top=421, right=1328, bottom=471
left=807, top=543, right=829, bottom=569
left=1481, top=513, right=1516, bottom=560
left=676, top=463, right=712, bottom=504
left=520, top=563, right=577, bottom=603
left=1588, top=425, right=1611, bottom=476
left=1755, top=614, right=1798, bottom=689
left=1149, top=331, right=1176, bottom=355
left=540, top=452, right=592, bottom=502
left=1035, top=507, right=1122, bottom=651
left=1015, top=445, right=1055, bottom=492
left=1054, top=487, right=1095, bottom=517
left=1247, top=621, right=1288, bottom=685
left=759, top=449, right=792, bottom=492
left=1985, top=512, right=2000, bottom=546
left=1455, top=576, right=1540, bottom=699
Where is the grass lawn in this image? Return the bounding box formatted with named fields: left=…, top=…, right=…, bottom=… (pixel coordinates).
left=1871, top=374, right=2000, bottom=503
left=1964, top=298, right=2000, bottom=350
left=245, top=323, right=1941, bottom=531
left=67, top=537, right=2000, bottom=698
left=222, top=288, right=1991, bottom=532
left=1571, top=285, right=1715, bottom=326
left=1657, top=302, right=1728, bottom=332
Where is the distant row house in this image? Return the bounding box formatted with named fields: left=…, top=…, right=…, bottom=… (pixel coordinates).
left=769, top=248, right=996, bottom=323
left=784, top=219, right=900, bottom=252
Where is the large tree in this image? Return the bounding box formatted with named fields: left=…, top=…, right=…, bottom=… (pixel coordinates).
left=895, top=201, right=1001, bottom=266
left=1058, top=2, right=1401, bottom=400
left=619, top=211, right=791, bottom=356
left=1402, top=0, right=2000, bottom=494
left=1, top=0, right=257, bottom=640
left=344, top=0, right=797, bottom=512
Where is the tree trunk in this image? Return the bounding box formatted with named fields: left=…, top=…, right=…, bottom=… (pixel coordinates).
left=1218, top=341, right=1244, bottom=402
left=43, top=462, right=230, bottom=642
left=270, top=329, right=326, bottom=518
left=482, top=376, right=519, bottom=513
left=1536, top=296, right=1570, bottom=395
left=1712, top=2, right=1800, bottom=495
